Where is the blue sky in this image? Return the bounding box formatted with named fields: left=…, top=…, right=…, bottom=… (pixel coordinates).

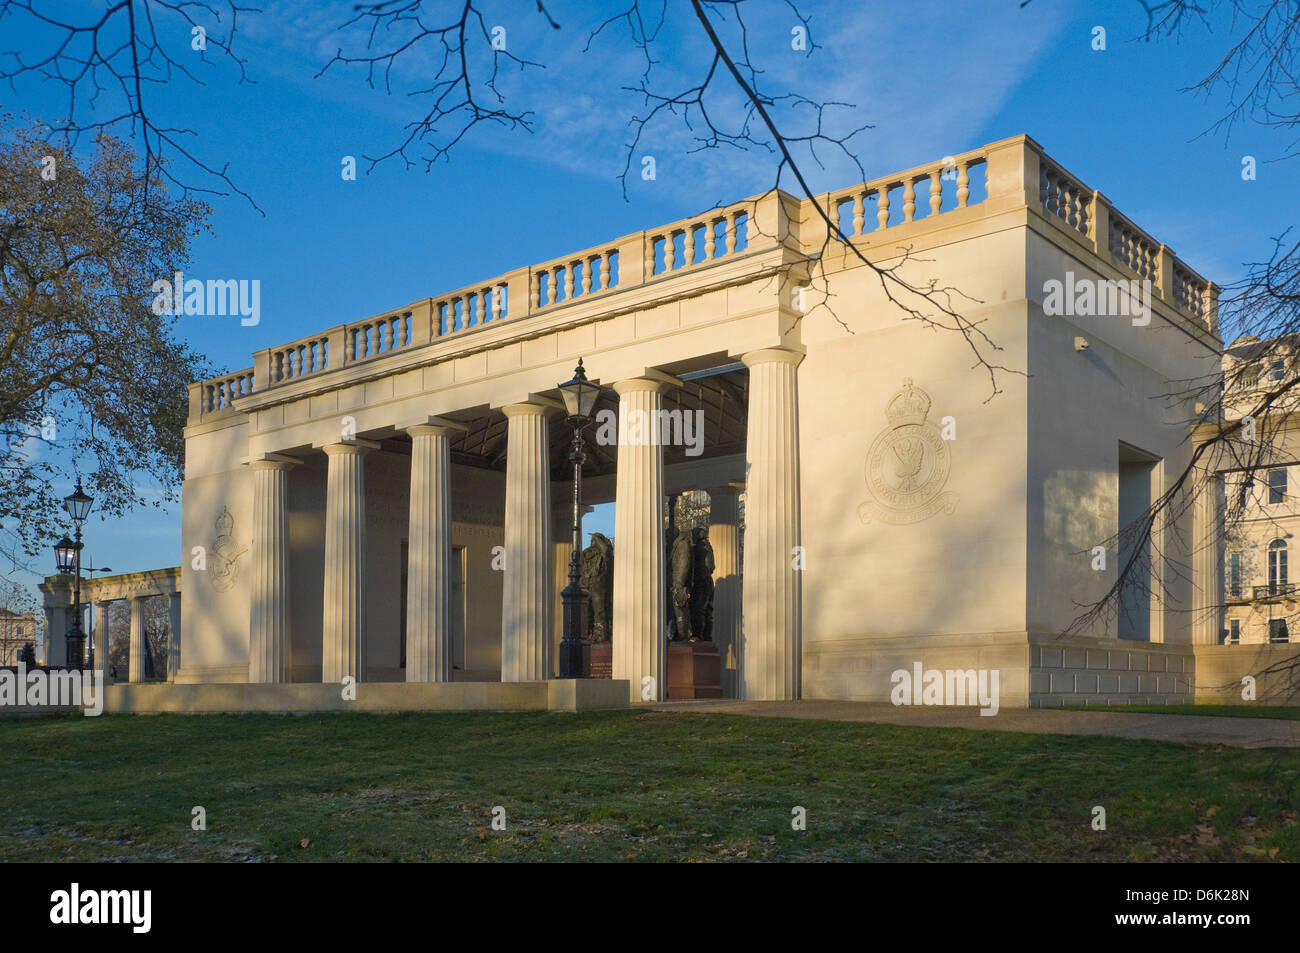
left=3, top=0, right=1296, bottom=601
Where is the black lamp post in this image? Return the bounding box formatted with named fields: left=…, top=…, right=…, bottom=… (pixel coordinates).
left=557, top=359, right=600, bottom=678
left=54, top=482, right=94, bottom=670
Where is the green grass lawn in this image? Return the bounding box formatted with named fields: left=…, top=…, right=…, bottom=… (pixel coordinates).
left=1, top=710, right=1296, bottom=862
left=1059, top=705, right=1300, bottom=721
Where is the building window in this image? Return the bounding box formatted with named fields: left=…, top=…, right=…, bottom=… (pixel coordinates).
left=1270, top=358, right=1287, bottom=382
left=1229, top=552, right=1242, bottom=597
left=1269, top=619, right=1289, bottom=643
left=1269, top=539, right=1289, bottom=592
left=1269, top=468, right=1288, bottom=504
left=1227, top=619, right=1241, bottom=644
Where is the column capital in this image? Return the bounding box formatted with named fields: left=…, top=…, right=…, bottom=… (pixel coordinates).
left=612, top=376, right=670, bottom=397
left=248, top=453, right=302, bottom=471
left=741, top=347, right=805, bottom=369
left=502, top=401, right=557, bottom=419
left=405, top=416, right=468, bottom=438
left=322, top=439, right=380, bottom=456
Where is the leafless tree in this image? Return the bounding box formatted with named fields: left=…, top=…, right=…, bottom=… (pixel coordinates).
left=0, top=0, right=259, bottom=208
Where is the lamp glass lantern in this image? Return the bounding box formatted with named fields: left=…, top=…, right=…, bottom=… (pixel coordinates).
left=558, top=358, right=600, bottom=423
left=64, top=484, right=93, bottom=523
left=54, top=536, right=79, bottom=574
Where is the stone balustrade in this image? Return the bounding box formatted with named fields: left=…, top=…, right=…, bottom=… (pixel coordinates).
left=1034, top=152, right=1216, bottom=325
left=190, top=135, right=1220, bottom=423
left=645, top=200, right=752, bottom=278
left=272, top=335, right=330, bottom=384
left=822, top=147, right=990, bottom=237
left=198, top=370, right=255, bottom=415
left=437, top=280, right=510, bottom=336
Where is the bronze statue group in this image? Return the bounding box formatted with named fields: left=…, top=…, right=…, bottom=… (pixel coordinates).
left=578, top=519, right=716, bottom=645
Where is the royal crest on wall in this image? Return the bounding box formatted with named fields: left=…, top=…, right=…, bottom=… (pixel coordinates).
left=858, top=378, right=958, bottom=525
left=210, top=506, right=247, bottom=592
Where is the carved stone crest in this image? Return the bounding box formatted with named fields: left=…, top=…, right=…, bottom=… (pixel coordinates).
left=210, top=506, right=246, bottom=592
left=857, top=379, right=958, bottom=525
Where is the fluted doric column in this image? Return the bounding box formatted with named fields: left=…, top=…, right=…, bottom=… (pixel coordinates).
left=741, top=348, right=803, bottom=700
left=709, top=485, right=743, bottom=698
left=93, top=601, right=111, bottom=679
left=42, top=606, right=67, bottom=666
left=501, top=403, right=552, bottom=682
left=322, top=441, right=374, bottom=683
left=612, top=378, right=667, bottom=702
left=406, top=423, right=455, bottom=681
left=249, top=458, right=295, bottom=683
left=128, top=595, right=147, bottom=683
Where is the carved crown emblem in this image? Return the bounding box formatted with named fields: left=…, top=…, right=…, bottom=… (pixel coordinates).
left=859, top=378, right=957, bottom=525
left=884, top=378, right=932, bottom=427
left=215, top=506, right=234, bottom=538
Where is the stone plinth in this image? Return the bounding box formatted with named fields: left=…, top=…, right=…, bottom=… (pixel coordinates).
left=667, top=641, right=723, bottom=699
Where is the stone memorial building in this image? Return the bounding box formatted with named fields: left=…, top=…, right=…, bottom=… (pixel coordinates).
left=48, top=134, right=1290, bottom=709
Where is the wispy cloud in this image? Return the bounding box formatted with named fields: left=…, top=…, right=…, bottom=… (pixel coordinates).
left=233, top=0, right=1070, bottom=204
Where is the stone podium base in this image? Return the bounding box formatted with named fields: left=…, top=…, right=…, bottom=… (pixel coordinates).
left=667, top=642, right=723, bottom=699
left=93, top=679, right=631, bottom=714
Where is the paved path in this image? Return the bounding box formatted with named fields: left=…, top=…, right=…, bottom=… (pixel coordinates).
left=647, top=699, right=1300, bottom=749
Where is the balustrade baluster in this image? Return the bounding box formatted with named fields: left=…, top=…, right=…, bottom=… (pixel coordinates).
left=705, top=222, right=717, bottom=260
left=599, top=254, right=610, bottom=290
left=929, top=171, right=942, bottom=217
left=852, top=192, right=865, bottom=235
left=957, top=163, right=970, bottom=208
left=664, top=232, right=676, bottom=271
left=877, top=188, right=891, bottom=229
left=684, top=228, right=695, bottom=266
left=903, top=179, right=916, bottom=222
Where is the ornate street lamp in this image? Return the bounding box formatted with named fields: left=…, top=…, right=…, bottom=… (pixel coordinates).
left=54, top=482, right=94, bottom=669
left=53, top=535, right=83, bottom=668
left=557, top=359, right=600, bottom=678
